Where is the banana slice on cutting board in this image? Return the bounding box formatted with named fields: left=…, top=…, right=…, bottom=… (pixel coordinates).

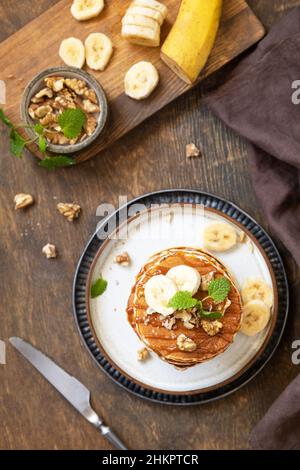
left=126, top=5, right=165, bottom=26
left=167, top=265, right=201, bottom=296
left=85, top=33, right=113, bottom=71
left=131, top=0, right=168, bottom=19
left=71, top=0, right=104, bottom=21
left=241, top=278, right=273, bottom=308
left=59, top=37, right=85, bottom=68
left=203, top=222, right=237, bottom=252
left=240, top=300, right=271, bottom=336
left=122, top=13, right=158, bottom=31
left=144, top=274, right=178, bottom=316
left=124, top=61, right=159, bottom=100
left=122, top=23, right=160, bottom=47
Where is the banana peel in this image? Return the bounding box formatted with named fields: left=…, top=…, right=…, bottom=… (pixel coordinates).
left=161, top=0, right=223, bottom=84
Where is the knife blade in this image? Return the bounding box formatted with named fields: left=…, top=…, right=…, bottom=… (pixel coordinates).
left=9, top=337, right=127, bottom=450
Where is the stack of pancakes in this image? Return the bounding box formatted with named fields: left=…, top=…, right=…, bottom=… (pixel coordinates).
left=127, top=247, right=242, bottom=368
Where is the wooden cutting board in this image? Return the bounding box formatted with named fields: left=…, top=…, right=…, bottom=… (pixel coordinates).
left=0, top=0, right=264, bottom=164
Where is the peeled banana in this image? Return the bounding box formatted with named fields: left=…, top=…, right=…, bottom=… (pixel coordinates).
left=124, top=61, right=159, bottom=100
left=71, top=0, right=104, bottom=21
left=59, top=37, right=85, bottom=68
left=240, top=300, right=271, bottom=336
left=241, top=278, right=273, bottom=308
left=122, top=1, right=167, bottom=47
left=203, top=222, right=237, bottom=252
left=161, top=0, right=223, bottom=84
left=85, top=33, right=113, bottom=71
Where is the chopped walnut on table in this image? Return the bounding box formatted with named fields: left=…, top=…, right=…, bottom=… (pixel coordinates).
left=114, top=252, right=131, bottom=266
left=201, top=319, right=223, bottom=336
left=42, top=243, right=57, bottom=259
left=186, top=143, right=201, bottom=158
left=176, top=334, right=197, bottom=352
left=57, top=203, right=81, bottom=222
left=14, top=193, right=34, bottom=210
left=137, top=347, right=149, bottom=361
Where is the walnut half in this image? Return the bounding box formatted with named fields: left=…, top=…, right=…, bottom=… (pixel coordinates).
left=201, top=319, right=223, bottom=336
left=14, top=193, right=34, bottom=210
left=114, top=252, right=131, bottom=266
left=137, top=348, right=149, bottom=361
left=57, top=202, right=81, bottom=222
left=42, top=243, right=57, bottom=259
left=176, top=334, right=197, bottom=352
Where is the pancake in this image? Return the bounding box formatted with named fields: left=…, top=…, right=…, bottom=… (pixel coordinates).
left=127, top=247, right=242, bottom=368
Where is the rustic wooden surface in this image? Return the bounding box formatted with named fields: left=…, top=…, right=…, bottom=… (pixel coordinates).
left=0, top=0, right=299, bottom=450
left=0, top=0, right=264, bottom=162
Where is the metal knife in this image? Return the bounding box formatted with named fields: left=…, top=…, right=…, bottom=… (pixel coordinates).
left=9, top=337, right=127, bottom=450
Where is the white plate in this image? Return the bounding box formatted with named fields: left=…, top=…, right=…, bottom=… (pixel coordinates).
left=88, top=204, right=277, bottom=394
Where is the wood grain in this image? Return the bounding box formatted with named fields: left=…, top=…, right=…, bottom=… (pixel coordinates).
left=0, top=0, right=299, bottom=451
left=0, top=0, right=264, bottom=163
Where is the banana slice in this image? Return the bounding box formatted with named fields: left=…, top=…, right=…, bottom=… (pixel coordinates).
left=124, top=61, right=159, bottom=100
left=59, top=37, right=85, bottom=68
left=240, top=300, right=271, bottom=336
left=166, top=265, right=201, bottom=296
left=203, top=222, right=237, bottom=252
left=122, top=23, right=160, bottom=47
left=71, top=0, right=104, bottom=21
left=144, top=274, right=178, bottom=316
left=85, top=33, right=113, bottom=71
left=242, top=278, right=273, bottom=308
left=122, top=13, right=158, bottom=31
left=131, top=0, right=168, bottom=19
left=126, top=6, right=164, bottom=26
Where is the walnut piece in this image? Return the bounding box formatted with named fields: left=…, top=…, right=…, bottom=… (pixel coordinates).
left=35, top=87, right=53, bottom=99
left=44, top=130, right=70, bottom=145
left=201, top=271, right=215, bottom=291
left=176, top=334, right=197, bottom=352
left=45, top=76, right=65, bottom=92
left=162, top=316, right=176, bottom=330
left=57, top=202, right=81, bottom=222
left=186, top=143, right=201, bottom=158
left=35, top=105, right=52, bottom=118
left=201, top=319, right=223, bottom=336
left=82, top=99, right=100, bottom=113
left=14, top=193, right=34, bottom=210
left=114, top=252, right=131, bottom=266
left=137, top=347, right=149, bottom=361
left=42, top=243, right=57, bottom=259
left=85, top=115, right=97, bottom=136
left=65, top=78, right=87, bottom=95
left=83, top=88, right=98, bottom=104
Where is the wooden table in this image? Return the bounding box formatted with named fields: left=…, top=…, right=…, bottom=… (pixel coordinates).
left=1, top=0, right=299, bottom=450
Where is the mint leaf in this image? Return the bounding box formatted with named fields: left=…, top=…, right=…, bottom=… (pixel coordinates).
left=10, top=129, right=26, bottom=157
left=168, top=291, right=200, bottom=310
left=34, top=123, right=44, bottom=135
left=58, top=108, right=86, bottom=139
left=0, top=109, right=13, bottom=128
left=38, top=135, right=47, bottom=153
left=200, top=311, right=223, bottom=320
left=91, top=277, right=107, bottom=299
left=208, top=277, right=231, bottom=303
left=38, top=155, right=75, bottom=169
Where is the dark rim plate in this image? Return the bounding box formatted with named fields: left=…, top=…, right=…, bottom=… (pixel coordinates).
left=72, top=189, right=289, bottom=405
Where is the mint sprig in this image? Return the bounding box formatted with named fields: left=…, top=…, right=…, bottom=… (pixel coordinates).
left=91, top=277, right=107, bottom=299
left=208, top=277, right=231, bottom=303
left=168, top=291, right=199, bottom=310
left=0, top=107, right=79, bottom=169
left=39, top=155, right=75, bottom=169
left=58, top=108, right=86, bottom=139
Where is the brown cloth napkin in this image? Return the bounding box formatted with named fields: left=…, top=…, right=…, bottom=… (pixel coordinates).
left=250, top=374, right=300, bottom=450
left=204, top=8, right=300, bottom=266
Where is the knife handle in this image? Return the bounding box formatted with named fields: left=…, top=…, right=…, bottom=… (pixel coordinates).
left=99, top=424, right=128, bottom=450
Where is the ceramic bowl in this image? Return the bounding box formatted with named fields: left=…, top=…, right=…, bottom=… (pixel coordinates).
left=20, top=66, right=108, bottom=155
